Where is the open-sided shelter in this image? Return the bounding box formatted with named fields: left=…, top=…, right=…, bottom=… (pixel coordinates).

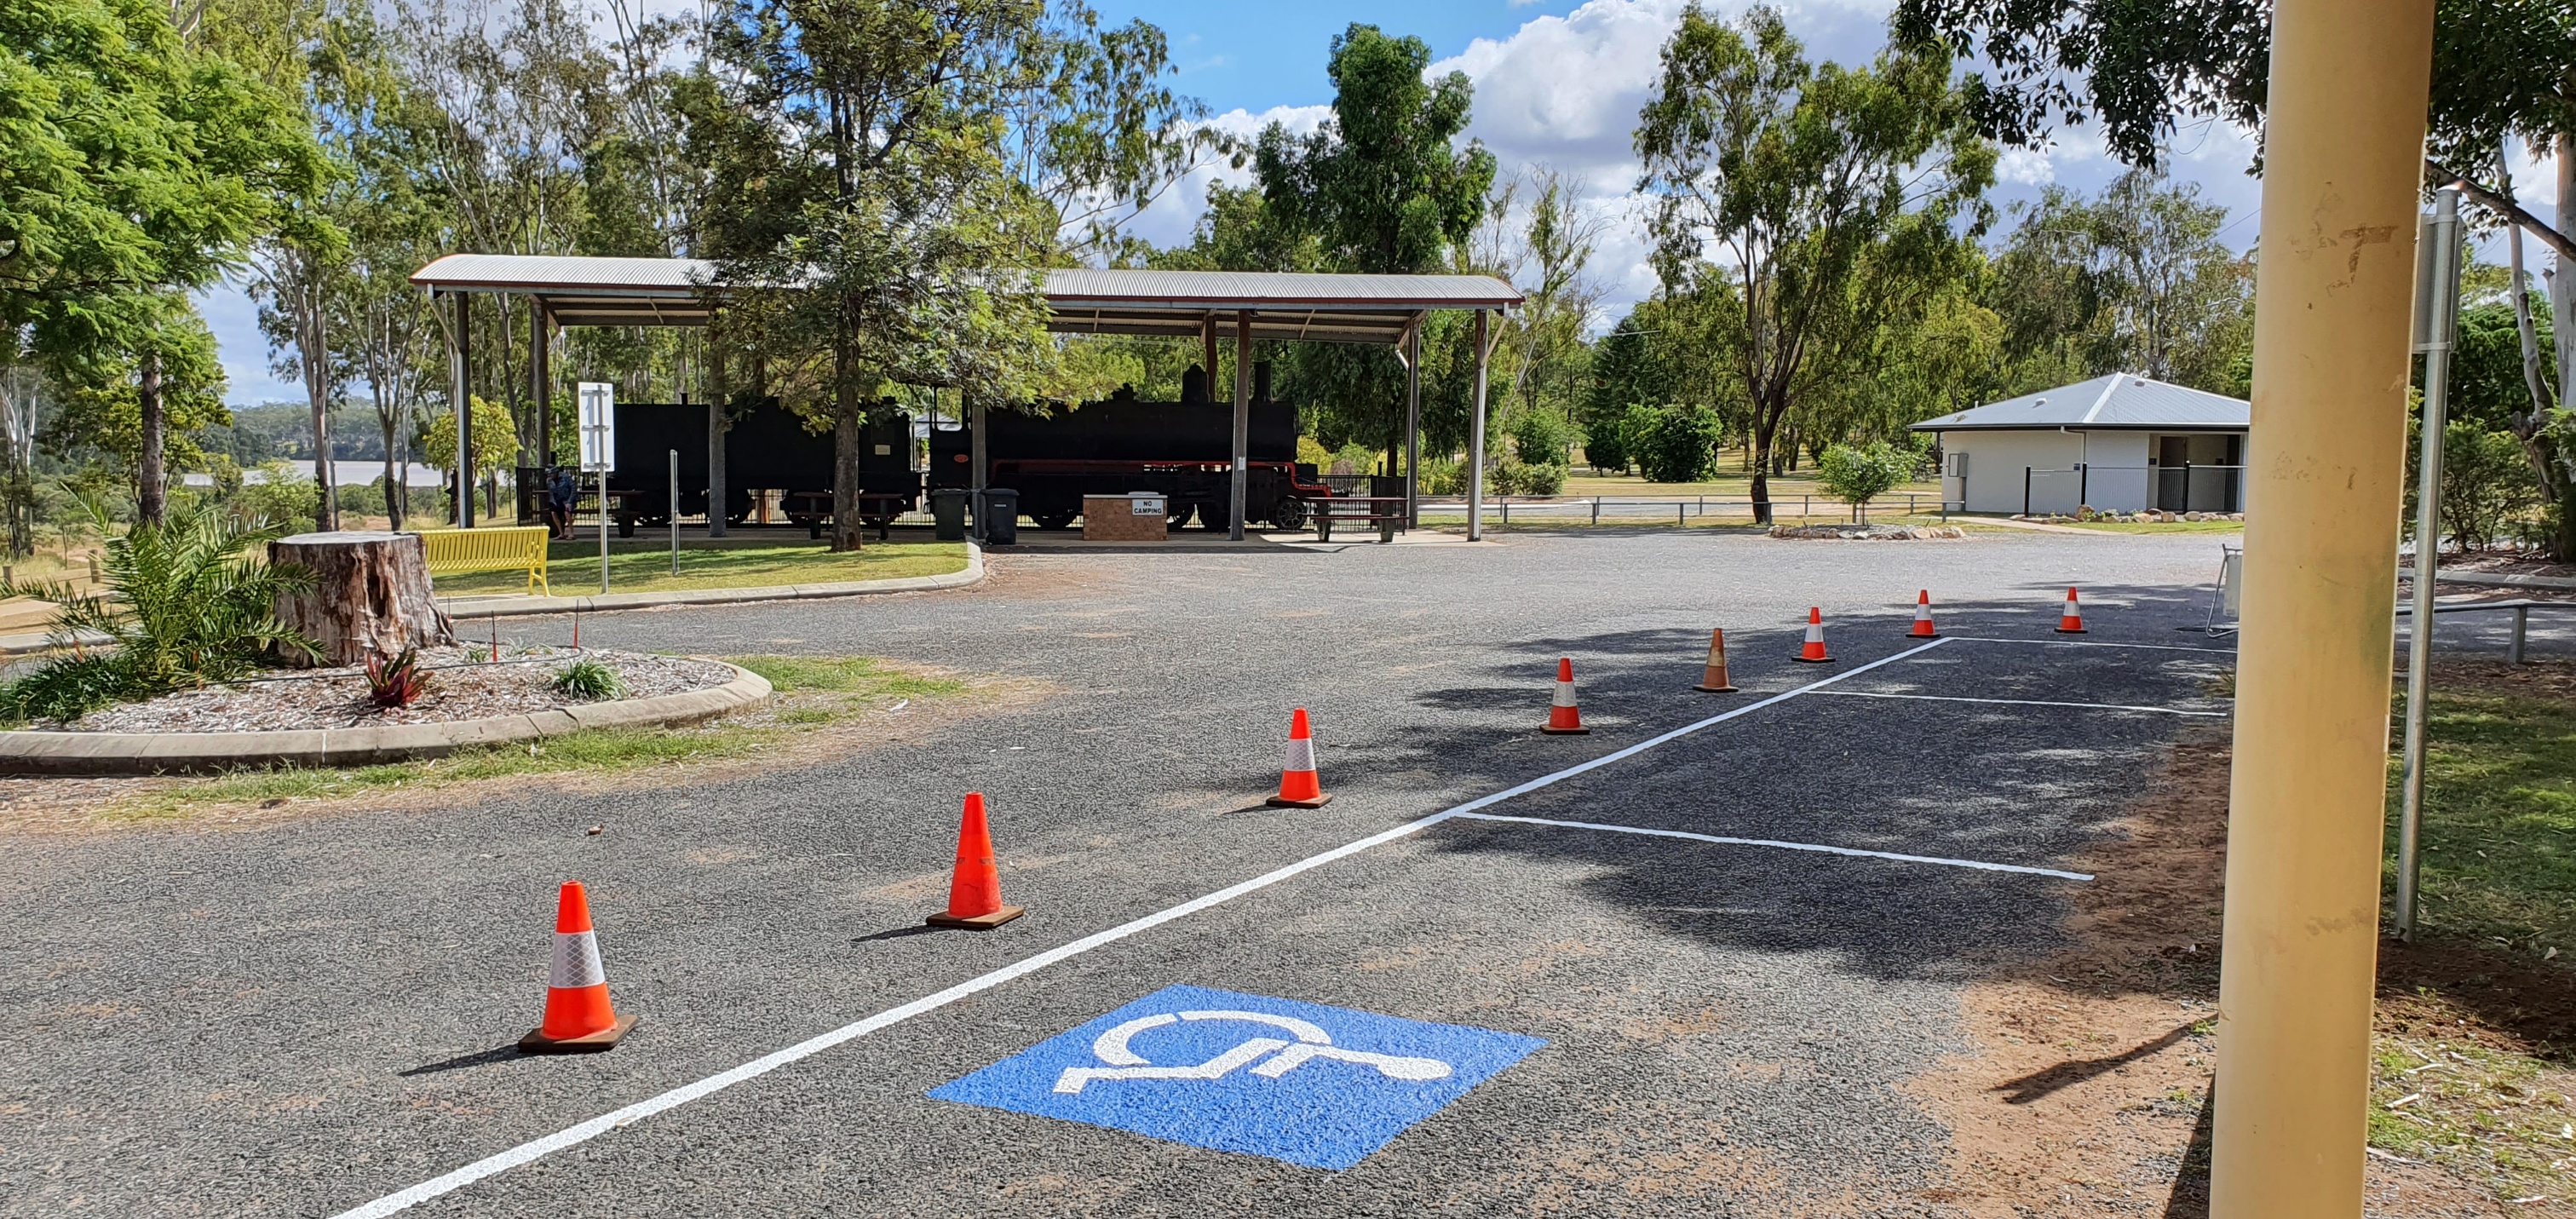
left=408, top=255, right=1522, bottom=539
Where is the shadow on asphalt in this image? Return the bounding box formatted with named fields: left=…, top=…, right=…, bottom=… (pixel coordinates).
left=1308, top=583, right=2235, bottom=988
left=397, top=1044, right=533, bottom=1077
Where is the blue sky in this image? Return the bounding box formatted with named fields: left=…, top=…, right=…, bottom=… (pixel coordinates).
left=201, top=0, right=2555, bottom=405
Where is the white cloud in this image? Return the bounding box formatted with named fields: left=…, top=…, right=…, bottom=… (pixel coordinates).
left=1118, top=104, right=1330, bottom=250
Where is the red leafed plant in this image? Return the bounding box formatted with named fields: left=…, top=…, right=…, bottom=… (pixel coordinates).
left=364, top=647, right=434, bottom=709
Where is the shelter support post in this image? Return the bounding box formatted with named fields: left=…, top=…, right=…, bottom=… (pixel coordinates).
left=1231, top=309, right=1251, bottom=541
left=1405, top=321, right=1422, bottom=529
left=449, top=291, right=473, bottom=529
left=970, top=399, right=988, bottom=543
left=1468, top=309, right=1489, bottom=542
left=2211, top=0, right=2433, bottom=1212
left=1201, top=315, right=1217, bottom=400
left=707, top=329, right=727, bottom=538
left=528, top=303, right=550, bottom=525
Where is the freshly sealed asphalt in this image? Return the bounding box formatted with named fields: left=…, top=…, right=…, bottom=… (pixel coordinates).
left=3, top=527, right=2564, bottom=1216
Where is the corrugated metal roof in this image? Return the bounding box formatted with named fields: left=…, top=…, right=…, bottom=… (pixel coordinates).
left=407, top=256, right=1520, bottom=340
left=1908, top=374, right=2249, bottom=432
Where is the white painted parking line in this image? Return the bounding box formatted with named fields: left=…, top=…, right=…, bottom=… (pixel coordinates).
left=333, top=639, right=1958, bottom=1218
left=1809, top=689, right=2228, bottom=717
left=1941, top=635, right=2234, bottom=654
left=1446, top=812, right=2096, bottom=882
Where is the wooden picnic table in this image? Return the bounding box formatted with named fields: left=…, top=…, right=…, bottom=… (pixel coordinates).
left=1312, top=496, right=1407, bottom=543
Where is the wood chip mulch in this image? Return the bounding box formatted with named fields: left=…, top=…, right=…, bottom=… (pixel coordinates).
left=47, top=647, right=734, bottom=734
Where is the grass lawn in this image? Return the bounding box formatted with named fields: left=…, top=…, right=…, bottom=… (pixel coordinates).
left=2388, top=661, right=2576, bottom=952
left=2361, top=659, right=2576, bottom=1199
left=431, top=538, right=968, bottom=597
left=108, top=655, right=963, bottom=819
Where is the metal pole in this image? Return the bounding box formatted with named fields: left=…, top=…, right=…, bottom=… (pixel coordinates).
left=2022, top=467, right=2032, bottom=518
left=1405, top=323, right=1422, bottom=529
left=1230, top=309, right=1251, bottom=541
left=598, top=469, right=610, bottom=594
left=531, top=303, right=549, bottom=523
left=2078, top=462, right=2089, bottom=511
left=2211, top=0, right=2433, bottom=1210
left=2397, top=187, right=2462, bottom=941
left=669, top=448, right=680, bottom=578
left=969, top=399, right=987, bottom=543
left=451, top=293, right=474, bottom=528
left=1467, top=309, right=1488, bottom=543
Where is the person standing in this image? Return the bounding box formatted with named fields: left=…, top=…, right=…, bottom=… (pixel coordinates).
left=548, top=466, right=579, bottom=539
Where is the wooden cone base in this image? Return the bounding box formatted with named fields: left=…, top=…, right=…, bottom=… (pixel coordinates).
left=1265, top=794, right=1333, bottom=808
left=519, top=1013, right=639, bottom=1055
left=1542, top=724, right=1591, bottom=735
left=926, top=905, right=1025, bottom=931
left=1694, top=680, right=1739, bottom=693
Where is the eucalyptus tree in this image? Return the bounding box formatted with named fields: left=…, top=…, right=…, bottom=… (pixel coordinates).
left=1247, top=23, right=1497, bottom=458
left=2, top=0, right=328, bottom=523
left=1635, top=3, right=1993, bottom=522
left=702, top=0, right=1067, bottom=550
left=1986, top=167, right=2251, bottom=392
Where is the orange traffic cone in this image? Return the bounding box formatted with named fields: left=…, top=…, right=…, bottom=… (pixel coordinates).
left=1266, top=708, right=1332, bottom=808
left=1907, top=590, right=1940, bottom=639
left=927, top=793, right=1024, bottom=929
left=2056, top=587, right=2088, bottom=634
left=1693, top=629, right=1739, bottom=693
left=519, top=880, right=637, bottom=1054
left=1793, top=607, right=1831, bottom=663
left=1543, top=658, right=1590, bottom=734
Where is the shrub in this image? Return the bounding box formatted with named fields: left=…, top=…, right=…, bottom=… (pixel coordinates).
left=1509, top=409, right=1575, bottom=468
left=1815, top=442, right=1916, bottom=520
left=552, top=657, right=624, bottom=700
left=1636, top=404, right=1722, bottom=484
left=0, top=504, right=318, bottom=722
left=364, top=647, right=434, bottom=709
left=2407, top=419, right=2542, bottom=552
left=1419, top=457, right=1464, bottom=496
left=1580, top=408, right=1635, bottom=474
left=336, top=480, right=385, bottom=518
left=231, top=460, right=318, bottom=532
left=1517, top=460, right=1565, bottom=496
left=1489, top=457, right=1525, bottom=496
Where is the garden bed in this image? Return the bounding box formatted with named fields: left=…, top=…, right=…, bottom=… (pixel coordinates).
left=1768, top=523, right=1966, bottom=540
left=47, top=647, right=731, bottom=733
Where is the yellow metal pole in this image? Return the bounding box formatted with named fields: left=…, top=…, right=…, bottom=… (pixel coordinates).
left=2211, top=0, right=2433, bottom=1211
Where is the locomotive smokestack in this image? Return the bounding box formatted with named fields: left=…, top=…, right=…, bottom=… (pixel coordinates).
left=1180, top=364, right=1209, bottom=405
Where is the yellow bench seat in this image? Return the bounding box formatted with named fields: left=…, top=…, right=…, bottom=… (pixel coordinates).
left=416, top=526, right=551, bottom=595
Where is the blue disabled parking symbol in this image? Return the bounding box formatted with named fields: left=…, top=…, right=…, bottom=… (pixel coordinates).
left=929, top=986, right=1544, bottom=1170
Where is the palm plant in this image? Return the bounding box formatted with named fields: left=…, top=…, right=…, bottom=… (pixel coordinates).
left=0, top=503, right=319, bottom=722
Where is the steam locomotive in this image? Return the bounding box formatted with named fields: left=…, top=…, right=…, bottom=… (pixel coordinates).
left=598, top=362, right=1329, bottom=534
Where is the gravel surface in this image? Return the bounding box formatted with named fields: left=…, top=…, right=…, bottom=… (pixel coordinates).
left=57, top=647, right=734, bottom=733
left=0, top=528, right=2566, bottom=1217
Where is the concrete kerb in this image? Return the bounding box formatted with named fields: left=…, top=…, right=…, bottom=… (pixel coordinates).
left=0, top=662, right=773, bottom=776
left=435, top=542, right=985, bottom=620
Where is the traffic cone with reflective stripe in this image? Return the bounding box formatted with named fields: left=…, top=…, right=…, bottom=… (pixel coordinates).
left=1793, top=607, right=1832, bottom=663
left=927, top=793, right=1024, bottom=929
left=1266, top=708, right=1332, bottom=808
left=2056, top=587, right=2088, bottom=634
left=1908, top=590, right=1940, bottom=639
left=1693, top=629, right=1739, bottom=693
left=519, top=881, right=637, bottom=1054
left=1543, top=658, right=1590, bottom=734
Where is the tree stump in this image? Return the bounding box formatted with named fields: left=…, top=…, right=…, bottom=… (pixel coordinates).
left=269, top=532, right=456, bottom=668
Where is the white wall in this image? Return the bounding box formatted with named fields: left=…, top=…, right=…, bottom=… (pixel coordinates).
left=1940, top=430, right=2085, bottom=514
left=2079, top=432, right=2152, bottom=512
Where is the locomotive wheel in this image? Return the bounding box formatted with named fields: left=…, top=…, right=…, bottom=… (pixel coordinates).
left=1199, top=503, right=1230, bottom=531
left=1269, top=498, right=1310, bottom=531
left=1031, top=510, right=1077, bottom=531
left=1164, top=503, right=1193, bottom=531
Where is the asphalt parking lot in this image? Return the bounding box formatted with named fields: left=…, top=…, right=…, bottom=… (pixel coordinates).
left=3, top=528, right=2565, bottom=1216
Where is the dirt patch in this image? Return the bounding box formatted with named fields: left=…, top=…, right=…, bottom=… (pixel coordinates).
left=1908, top=728, right=2576, bottom=1216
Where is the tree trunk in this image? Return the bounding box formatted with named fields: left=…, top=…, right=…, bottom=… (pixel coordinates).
left=829, top=331, right=863, bottom=552
left=268, top=531, right=456, bottom=668
left=306, top=293, right=337, bottom=532
left=137, top=350, right=165, bottom=526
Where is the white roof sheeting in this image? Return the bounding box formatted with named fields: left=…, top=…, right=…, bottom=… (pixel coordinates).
left=407, top=255, right=1521, bottom=342
left=1909, top=374, right=2250, bottom=432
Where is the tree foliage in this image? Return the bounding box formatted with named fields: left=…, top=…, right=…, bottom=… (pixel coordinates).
left=1635, top=3, right=1992, bottom=520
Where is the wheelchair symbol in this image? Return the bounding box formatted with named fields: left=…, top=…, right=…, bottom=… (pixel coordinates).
left=1052, top=1009, right=1454, bottom=1095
